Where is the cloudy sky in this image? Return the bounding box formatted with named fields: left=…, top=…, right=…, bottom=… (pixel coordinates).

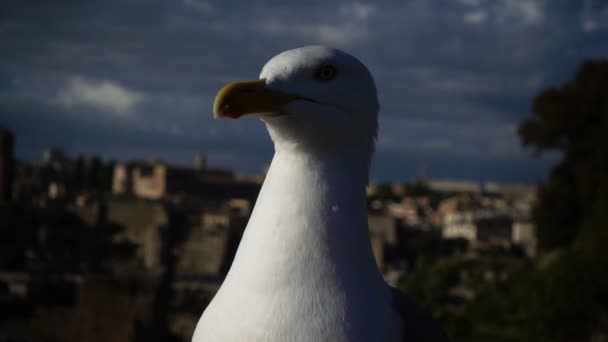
left=1, top=0, right=607, bottom=182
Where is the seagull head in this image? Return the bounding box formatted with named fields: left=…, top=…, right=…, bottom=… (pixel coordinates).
left=214, top=46, right=379, bottom=155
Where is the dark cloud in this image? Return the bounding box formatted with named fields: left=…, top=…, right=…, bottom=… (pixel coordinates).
left=0, top=0, right=606, bottom=182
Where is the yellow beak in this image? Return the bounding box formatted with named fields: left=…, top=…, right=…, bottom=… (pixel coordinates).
left=213, top=79, right=298, bottom=119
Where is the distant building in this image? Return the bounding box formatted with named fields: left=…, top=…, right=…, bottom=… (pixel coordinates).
left=442, top=210, right=513, bottom=247
left=112, top=161, right=259, bottom=201
left=368, top=214, right=399, bottom=272
left=176, top=212, right=232, bottom=277
left=429, top=179, right=482, bottom=194
left=48, top=181, right=67, bottom=200
left=475, top=212, right=513, bottom=246
left=30, top=276, right=140, bottom=342
left=225, top=198, right=252, bottom=217
left=131, top=163, right=168, bottom=199
left=0, top=127, right=14, bottom=202
left=484, top=182, right=537, bottom=214
left=43, top=147, right=68, bottom=170
left=0, top=272, right=28, bottom=299
left=112, top=164, right=133, bottom=196
left=387, top=196, right=436, bottom=229
left=366, top=183, right=380, bottom=197
left=512, top=220, right=536, bottom=257
left=105, top=199, right=169, bottom=272
left=390, top=183, right=406, bottom=197
left=442, top=212, right=477, bottom=241
left=484, top=182, right=536, bottom=198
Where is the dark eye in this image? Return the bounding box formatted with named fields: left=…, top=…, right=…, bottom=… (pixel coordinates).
left=315, top=64, right=338, bottom=81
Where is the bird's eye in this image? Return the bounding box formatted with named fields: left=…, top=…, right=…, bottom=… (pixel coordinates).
left=315, top=65, right=338, bottom=82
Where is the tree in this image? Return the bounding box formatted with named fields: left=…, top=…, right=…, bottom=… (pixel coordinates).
left=406, top=60, right=608, bottom=341
left=449, top=59, right=608, bottom=341
left=518, top=60, right=608, bottom=251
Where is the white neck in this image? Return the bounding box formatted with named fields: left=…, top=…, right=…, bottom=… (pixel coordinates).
left=229, top=143, right=382, bottom=288
left=194, top=143, right=398, bottom=341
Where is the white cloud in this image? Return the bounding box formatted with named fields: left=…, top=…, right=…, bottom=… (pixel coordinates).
left=460, top=0, right=482, bottom=6
left=254, top=2, right=377, bottom=46
left=583, top=19, right=598, bottom=32
left=183, top=0, right=214, bottom=14
left=460, top=0, right=546, bottom=28
left=339, top=2, right=376, bottom=21
left=464, top=10, right=487, bottom=24
left=257, top=19, right=371, bottom=46
left=312, top=23, right=371, bottom=46
left=500, top=1, right=546, bottom=27
left=1, top=0, right=596, bottom=181
left=512, top=1, right=544, bottom=25
left=52, top=76, right=144, bottom=115
left=582, top=0, right=608, bottom=32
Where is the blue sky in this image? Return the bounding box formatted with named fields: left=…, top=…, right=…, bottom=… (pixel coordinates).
left=1, top=0, right=607, bottom=182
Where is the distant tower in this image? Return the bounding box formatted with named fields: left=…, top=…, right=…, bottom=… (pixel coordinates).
left=0, top=126, right=15, bottom=202
left=195, top=153, right=206, bottom=170
left=112, top=164, right=133, bottom=196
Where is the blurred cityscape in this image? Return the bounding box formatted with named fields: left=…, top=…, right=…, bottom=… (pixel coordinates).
left=2, top=0, right=608, bottom=339
left=0, top=126, right=539, bottom=342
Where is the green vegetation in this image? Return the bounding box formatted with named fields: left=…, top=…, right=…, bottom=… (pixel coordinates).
left=519, top=60, right=608, bottom=252
left=402, top=60, right=608, bottom=341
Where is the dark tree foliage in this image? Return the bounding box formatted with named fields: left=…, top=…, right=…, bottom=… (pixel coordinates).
left=518, top=60, right=608, bottom=251
left=448, top=60, right=608, bottom=341
left=453, top=250, right=608, bottom=342
left=403, top=60, right=608, bottom=341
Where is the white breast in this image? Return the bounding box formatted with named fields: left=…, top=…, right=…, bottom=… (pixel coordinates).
left=192, top=148, right=401, bottom=342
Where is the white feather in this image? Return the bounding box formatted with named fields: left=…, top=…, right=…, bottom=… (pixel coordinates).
left=193, top=46, right=401, bottom=342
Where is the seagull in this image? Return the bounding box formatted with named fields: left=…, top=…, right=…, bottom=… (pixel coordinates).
left=193, top=46, right=449, bottom=342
